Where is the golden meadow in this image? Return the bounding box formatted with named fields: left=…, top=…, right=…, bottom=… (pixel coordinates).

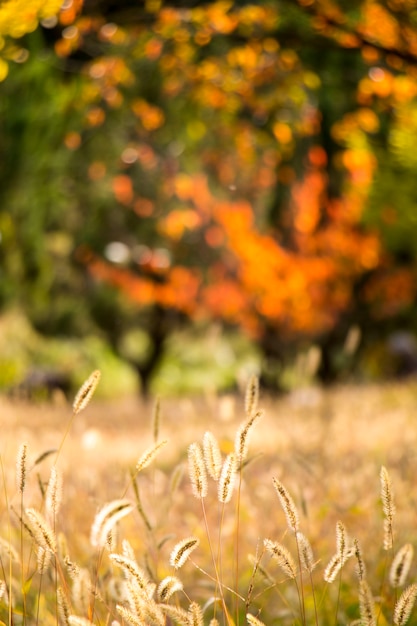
left=1, top=371, right=417, bottom=625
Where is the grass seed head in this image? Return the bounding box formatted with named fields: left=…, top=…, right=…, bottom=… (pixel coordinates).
left=246, top=614, right=266, bottom=626
left=90, top=499, right=134, bottom=548
left=336, top=520, right=350, bottom=563
left=188, top=443, right=208, bottom=499
left=110, top=553, right=149, bottom=590
left=169, top=537, right=199, bottom=569
left=116, top=604, right=143, bottom=626
left=263, top=538, right=297, bottom=579
left=324, top=554, right=342, bottom=583
left=157, top=576, right=183, bottom=602
left=245, top=374, right=259, bottom=417
left=218, top=452, right=237, bottom=504
left=354, top=538, right=366, bottom=581
left=394, top=583, right=417, bottom=626
left=381, top=466, right=396, bottom=521
left=235, top=410, right=263, bottom=466
left=187, top=601, right=203, bottom=626
left=45, top=464, right=63, bottom=521
left=136, top=439, right=168, bottom=472
left=37, top=545, right=52, bottom=573
left=16, top=442, right=29, bottom=495
left=25, top=507, right=57, bottom=553
left=73, top=369, right=101, bottom=415
left=160, top=603, right=190, bottom=626
left=143, top=597, right=165, bottom=626
left=272, top=477, right=299, bottom=532
left=152, top=396, right=161, bottom=443
left=390, top=543, right=414, bottom=588
left=203, top=431, right=222, bottom=481
left=57, top=586, right=71, bottom=626
left=359, top=579, right=376, bottom=626
left=383, top=517, right=394, bottom=550
left=122, top=538, right=137, bottom=561
left=296, top=531, right=316, bottom=573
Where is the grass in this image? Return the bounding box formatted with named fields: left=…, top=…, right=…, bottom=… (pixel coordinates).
left=1, top=374, right=417, bottom=625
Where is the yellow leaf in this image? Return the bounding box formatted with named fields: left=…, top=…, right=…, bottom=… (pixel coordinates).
left=0, top=58, right=8, bottom=81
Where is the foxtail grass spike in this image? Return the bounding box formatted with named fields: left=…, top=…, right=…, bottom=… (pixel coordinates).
left=218, top=453, right=237, bottom=503
left=245, top=374, right=259, bottom=417
left=160, top=604, right=189, bottom=626
left=25, top=507, right=57, bottom=553
left=336, top=520, right=350, bottom=563
left=188, top=601, right=204, bottom=626
left=390, top=543, right=414, bottom=588
left=157, top=576, right=183, bottom=602
left=110, top=553, right=149, bottom=590
left=136, top=439, right=168, bottom=472
left=381, top=466, right=395, bottom=549
left=152, top=396, right=161, bottom=443
left=16, top=442, right=28, bottom=495
left=394, top=583, right=417, bottom=626
left=324, top=554, right=342, bottom=583
left=203, top=431, right=222, bottom=481
left=57, top=586, right=71, bottom=626
left=235, top=410, right=263, bottom=466
left=90, top=499, right=134, bottom=548
left=354, top=538, right=366, bottom=581
left=359, top=580, right=376, bottom=626
left=188, top=443, right=208, bottom=499
left=246, top=614, right=266, bottom=626
left=169, top=537, right=199, bottom=569
left=45, top=464, right=63, bottom=521
left=73, top=369, right=101, bottom=415
left=296, top=531, right=316, bottom=572
left=272, top=477, right=299, bottom=532
left=263, top=538, right=297, bottom=579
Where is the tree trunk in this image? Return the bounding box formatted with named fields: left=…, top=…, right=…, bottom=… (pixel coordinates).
left=127, top=305, right=169, bottom=397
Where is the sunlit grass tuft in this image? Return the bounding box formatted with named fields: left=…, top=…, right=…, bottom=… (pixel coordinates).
left=1, top=373, right=417, bottom=625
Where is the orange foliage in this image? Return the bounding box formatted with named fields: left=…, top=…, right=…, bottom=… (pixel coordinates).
left=364, top=268, right=416, bottom=317
left=132, top=99, right=165, bottom=131
left=158, top=266, right=200, bottom=314
left=112, top=175, right=133, bottom=206
left=157, top=210, right=201, bottom=241
left=59, top=0, right=83, bottom=26
left=64, top=131, right=81, bottom=150
left=202, top=278, right=254, bottom=327
left=70, top=0, right=417, bottom=343
left=291, top=169, right=326, bottom=236
left=133, top=197, right=154, bottom=217
left=85, top=250, right=200, bottom=315
left=359, top=1, right=400, bottom=49
left=82, top=157, right=386, bottom=340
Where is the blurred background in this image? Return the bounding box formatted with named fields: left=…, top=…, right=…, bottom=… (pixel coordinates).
left=2, top=0, right=417, bottom=398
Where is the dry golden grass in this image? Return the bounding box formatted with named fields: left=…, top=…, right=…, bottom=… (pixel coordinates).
left=2, top=377, right=417, bottom=624
left=2, top=381, right=417, bottom=549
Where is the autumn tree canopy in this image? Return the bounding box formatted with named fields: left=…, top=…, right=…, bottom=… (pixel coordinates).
left=2, top=0, right=417, bottom=391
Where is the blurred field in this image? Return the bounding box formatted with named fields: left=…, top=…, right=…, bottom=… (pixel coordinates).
left=2, top=379, right=417, bottom=562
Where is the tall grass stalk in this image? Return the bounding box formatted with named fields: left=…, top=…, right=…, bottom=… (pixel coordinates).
left=2, top=373, right=417, bottom=626
left=55, top=370, right=101, bottom=464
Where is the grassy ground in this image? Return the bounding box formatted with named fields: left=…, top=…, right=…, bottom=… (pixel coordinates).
left=1, top=379, right=417, bottom=624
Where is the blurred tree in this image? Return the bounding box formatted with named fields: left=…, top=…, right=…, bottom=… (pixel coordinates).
left=0, top=0, right=63, bottom=80
left=3, top=0, right=417, bottom=392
